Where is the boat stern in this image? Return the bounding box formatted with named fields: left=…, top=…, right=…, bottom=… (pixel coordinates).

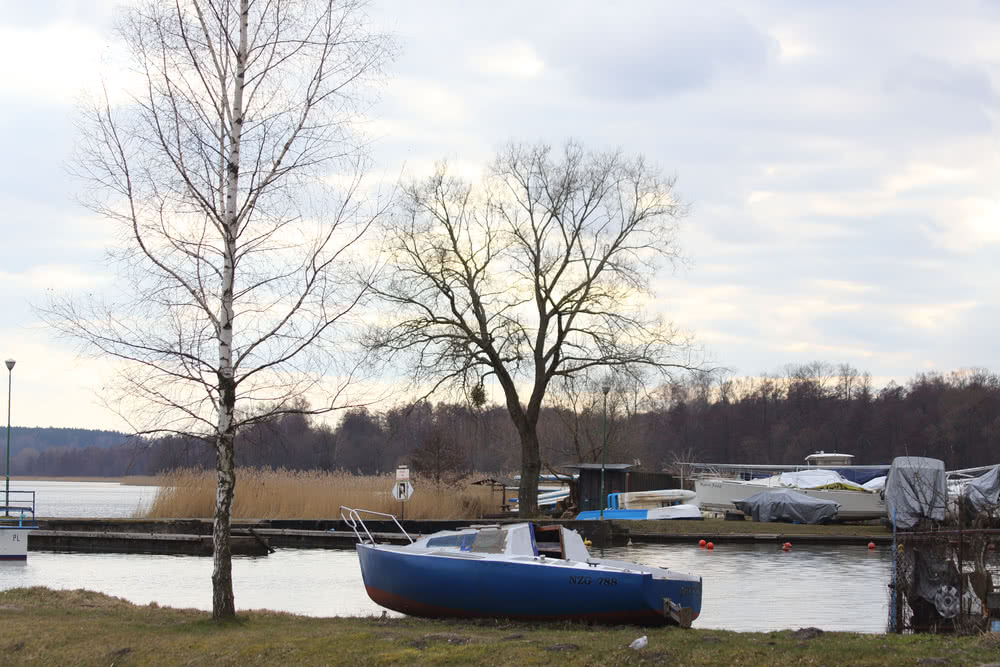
left=647, top=571, right=701, bottom=627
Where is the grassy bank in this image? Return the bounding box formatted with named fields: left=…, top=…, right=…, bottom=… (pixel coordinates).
left=145, top=469, right=499, bottom=520
left=1, top=588, right=996, bottom=666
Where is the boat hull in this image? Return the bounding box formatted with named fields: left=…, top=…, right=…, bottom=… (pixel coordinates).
left=357, top=543, right=700, bottom=626
left=695, top=478, right=886, bottom=520
left=575, top=504, right=703, bottom=520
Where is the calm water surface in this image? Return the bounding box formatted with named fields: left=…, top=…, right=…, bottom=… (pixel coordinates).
left=2, top=481, right=893, bottom=632
left=9, top=479, right=158, bottom=518
left=1, top=543, right=892, bottom=633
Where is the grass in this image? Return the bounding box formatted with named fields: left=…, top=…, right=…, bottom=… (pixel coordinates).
left=1, top=587, right=997, bottom=666
left=144, top=469, right=500, bottom=520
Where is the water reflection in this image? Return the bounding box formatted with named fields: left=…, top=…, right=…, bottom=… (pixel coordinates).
left=0, top=549, right=388, bottom=618
left=604, top=542, right=891, bottom=633
left=1, top=542, right=891, bottom=633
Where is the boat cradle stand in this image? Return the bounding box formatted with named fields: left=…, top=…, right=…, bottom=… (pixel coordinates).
left=664, top=598, right=693, bottom=628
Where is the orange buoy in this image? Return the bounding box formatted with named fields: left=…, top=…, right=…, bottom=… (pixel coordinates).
left=867, top=541, right=876, bottom=550
left=706, top=542, right=714, bottom=550
left=782, top=541, right=791, bottom=551
left=698, top=539, right=706, bottom=548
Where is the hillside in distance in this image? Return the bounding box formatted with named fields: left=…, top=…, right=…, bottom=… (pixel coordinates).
left=8, top=426, right=130, bottom=456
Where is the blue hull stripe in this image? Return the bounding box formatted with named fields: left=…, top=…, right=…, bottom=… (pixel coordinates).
left=357, top=544, right=700, bottom=626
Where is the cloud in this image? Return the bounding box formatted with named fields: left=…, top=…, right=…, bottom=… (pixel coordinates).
left=0, top=22, right=109, bottom=105
left=541, top=11, right=778, bottom=99
left=468, top=41, right=544, bottom=79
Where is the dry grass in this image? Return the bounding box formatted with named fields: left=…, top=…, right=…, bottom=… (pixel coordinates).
left=144, top=468, right=504, bottom=520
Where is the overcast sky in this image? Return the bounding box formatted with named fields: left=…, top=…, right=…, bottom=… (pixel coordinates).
left=1, top=1, right=998, bottom=429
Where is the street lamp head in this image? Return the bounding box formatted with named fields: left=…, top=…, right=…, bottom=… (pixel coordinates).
left=4, top=359, right=13, bottom=372
left=601, top=385, right=610, bottom=395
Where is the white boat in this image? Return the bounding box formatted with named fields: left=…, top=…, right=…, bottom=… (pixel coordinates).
left=694, top=469, right=887, bottom=521
left=611, top=489, right=697, bottom=510
left=1, top=490, right=37, bottom=561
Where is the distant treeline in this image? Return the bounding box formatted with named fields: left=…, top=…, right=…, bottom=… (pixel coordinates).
left=9, top=364, right=1000, bottom=477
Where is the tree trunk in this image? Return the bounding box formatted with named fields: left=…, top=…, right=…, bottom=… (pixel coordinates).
left=210, top=0, right=247, bottom=620
left=516, top=426, right=541, bottom=517
left=212, top=424, right=236, bottom=619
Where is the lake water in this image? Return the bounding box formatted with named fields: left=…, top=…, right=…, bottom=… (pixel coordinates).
left=6, top=479, right=159, bottom=518
left=0, top=480, right=893, bottom=633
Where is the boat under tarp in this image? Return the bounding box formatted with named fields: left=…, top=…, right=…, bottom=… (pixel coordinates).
left=885, top=456, right=947, bottom=530
left=962, top=464, right=1000, bottom=516
left=734, top=488, right=840, bottom=524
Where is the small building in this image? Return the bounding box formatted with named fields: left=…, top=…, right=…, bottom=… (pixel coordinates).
left=560, top=463, right=681, bottom=512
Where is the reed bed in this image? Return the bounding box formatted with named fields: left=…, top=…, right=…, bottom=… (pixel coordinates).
left=143, top=468, right=505, bottom=520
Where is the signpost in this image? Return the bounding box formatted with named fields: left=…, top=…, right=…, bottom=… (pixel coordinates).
left=394, top=466, right=413, bottom=519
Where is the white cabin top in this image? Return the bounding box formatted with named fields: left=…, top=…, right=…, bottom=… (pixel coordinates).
left=804, top=451, right=855, bottom=466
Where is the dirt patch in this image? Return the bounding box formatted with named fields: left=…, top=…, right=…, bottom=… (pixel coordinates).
left=502, top=633, right=525, bottom=641
left=107, top=647, right=132, bottom=662
left=545, top=643, right=579, bottom=652
left=422, top=633, right=470, bottom=645
left=789, top=627, right=824, bottom=640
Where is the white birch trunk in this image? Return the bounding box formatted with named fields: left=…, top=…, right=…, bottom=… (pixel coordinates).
left=211, top=0, right=248, bottom=620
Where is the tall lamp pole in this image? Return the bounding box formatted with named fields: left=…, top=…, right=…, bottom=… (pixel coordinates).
left=5, top=358, right=14, bottom=515
left=599, top=384, right=610, bottom=520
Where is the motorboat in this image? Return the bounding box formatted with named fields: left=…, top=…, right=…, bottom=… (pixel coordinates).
left=342, top=506, right=702, bottom=627
left=575, top=488, right=703, bottom=520
left=575, top=505, right=703, bottom=520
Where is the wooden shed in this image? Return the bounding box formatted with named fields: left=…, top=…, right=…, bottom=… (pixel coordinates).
left=561, top=463, right=681, bottom=512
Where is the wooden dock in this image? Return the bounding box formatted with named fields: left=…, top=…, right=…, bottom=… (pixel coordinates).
left=25, top=517, right=890, bottom=556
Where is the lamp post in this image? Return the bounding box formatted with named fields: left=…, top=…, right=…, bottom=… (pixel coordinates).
left=599, top=384, right=610, bottom=520
left=5, top=358, right=14, bottom=515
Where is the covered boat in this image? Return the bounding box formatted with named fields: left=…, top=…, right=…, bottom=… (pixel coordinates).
left=343, top=506, right=702, bottom=627
left=734, top=488, right=840, bottom=524
left=695, top=467, right=887, bottom=521
left=885, top=456, right=947, bottom=529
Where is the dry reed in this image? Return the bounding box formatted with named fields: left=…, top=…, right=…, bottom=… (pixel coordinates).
left=143, top=468, right=507, bottom=520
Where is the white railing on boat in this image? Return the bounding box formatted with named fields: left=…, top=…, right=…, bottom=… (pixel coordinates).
left=339, top=506, right=413, bottom=545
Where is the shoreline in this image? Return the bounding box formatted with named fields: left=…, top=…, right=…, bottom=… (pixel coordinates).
left=25, top=516, right=893, bottom=556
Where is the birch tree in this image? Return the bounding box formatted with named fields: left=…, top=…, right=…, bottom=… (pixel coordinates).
left=367, top=142, right=698, bottom=516
left=46, top=0, right=391, bottom=619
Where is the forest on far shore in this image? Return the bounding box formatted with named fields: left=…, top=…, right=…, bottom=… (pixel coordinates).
left=8, top=363, right=1000, bottom=479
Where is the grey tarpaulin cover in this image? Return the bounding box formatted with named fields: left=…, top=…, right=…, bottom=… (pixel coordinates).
left=733, top=488, right=840, bottom=524
left=963, top=465, right=1000, bottom=515
left=885, top=456, right=947, bottom=530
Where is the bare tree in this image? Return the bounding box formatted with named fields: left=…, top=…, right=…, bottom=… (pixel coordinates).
left=44, top=0, right=391, bottom=619
left=366, top=141, right=698, bottom=515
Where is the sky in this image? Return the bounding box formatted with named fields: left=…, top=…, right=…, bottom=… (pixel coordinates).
left=1, top=1, right=999, bottom=430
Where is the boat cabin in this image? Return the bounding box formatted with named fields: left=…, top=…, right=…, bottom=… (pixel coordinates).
left=413, top=523, right=591, bottom=562
left=804, top=451, right=855, bottom=467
